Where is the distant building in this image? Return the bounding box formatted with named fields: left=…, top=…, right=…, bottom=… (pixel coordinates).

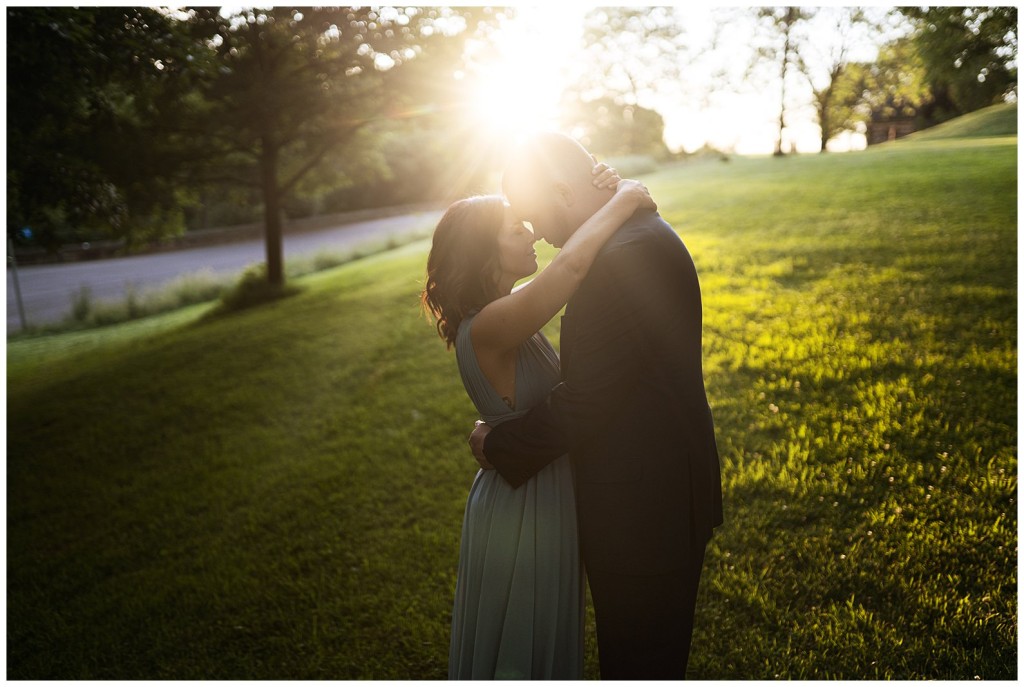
left=866, top=117, right=918, bottom=145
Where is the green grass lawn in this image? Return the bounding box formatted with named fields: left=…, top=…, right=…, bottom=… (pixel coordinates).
left=7, top=122, right=1017, bottom=678
left=907, top=101, right=1017, bottom=141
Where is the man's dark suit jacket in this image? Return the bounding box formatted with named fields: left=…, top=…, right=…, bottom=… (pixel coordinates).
left=484, top=209, right=724, bottom=575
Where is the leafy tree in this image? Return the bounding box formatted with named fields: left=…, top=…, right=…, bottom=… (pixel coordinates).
left=847, top=37, right=932, bottom=126
left=898, top=6, right=1017, bottom=119
left=559, top=97, right=669, bottom=159
left=566, top=6, right=687, bottom=154
left=752, top=7, right=817, bottom=155
left=177, top=7, right=490, bottom=286
left=7, top=7, right=202, bottom=251
left=573, top=7, right=688, bottom=104
left=796, top=8, right=876, bottom=151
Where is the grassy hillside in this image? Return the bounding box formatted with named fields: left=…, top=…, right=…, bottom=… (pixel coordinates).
left=907, top=101, right=1017, bottom=141
left=7, top=130, right=1017, bottom=679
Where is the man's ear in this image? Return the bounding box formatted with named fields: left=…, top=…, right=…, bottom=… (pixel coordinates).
left=552, top=181, right=574, bottom=208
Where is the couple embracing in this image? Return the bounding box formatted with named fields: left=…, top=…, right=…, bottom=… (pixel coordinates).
left=422, top=133, right=723, bottom=680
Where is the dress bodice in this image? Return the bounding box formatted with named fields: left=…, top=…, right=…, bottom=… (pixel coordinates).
left=454, top=312, right=561, bottom=426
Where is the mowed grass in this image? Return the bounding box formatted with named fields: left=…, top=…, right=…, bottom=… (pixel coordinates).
left=907, top=101, right=1017, bottom=141
left=7, top=127, right=1017, bottom=678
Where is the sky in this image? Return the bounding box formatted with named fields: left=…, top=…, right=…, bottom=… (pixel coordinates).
left=7, top=2, right=912, bottom=157
left=461, top=3, right=909, bottom=155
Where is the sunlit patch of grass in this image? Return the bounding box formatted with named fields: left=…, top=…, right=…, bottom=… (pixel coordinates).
left=652, top=135, right=1016, bottom=679
left=6, top=134, right=1016, bottom=679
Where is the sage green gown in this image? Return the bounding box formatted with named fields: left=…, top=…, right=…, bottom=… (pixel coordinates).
left=448, top=313, right=584, bottom=680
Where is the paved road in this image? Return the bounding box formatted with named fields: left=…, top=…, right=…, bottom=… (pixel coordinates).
left=7, top=209, right=443, bottom=332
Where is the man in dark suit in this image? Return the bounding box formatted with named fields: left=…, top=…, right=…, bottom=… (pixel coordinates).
left=469, top=133, right=723, bottom=679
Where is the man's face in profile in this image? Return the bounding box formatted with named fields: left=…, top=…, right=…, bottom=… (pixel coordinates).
left=505, top=179, right=573, bottom=249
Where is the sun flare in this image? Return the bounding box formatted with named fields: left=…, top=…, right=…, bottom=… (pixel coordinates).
left=467, top=64, right=559, bottom=138
left=459, top=8, right=578, bottom=142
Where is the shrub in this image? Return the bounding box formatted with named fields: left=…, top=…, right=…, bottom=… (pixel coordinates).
left=312, top=250, right=347, bottom=272
left=69, top=286, right=93, bottom=322
left=125, top=283, right=142, bottom=319
left=163, top=269, right=229, bottom=306
left=213, top=263, right=300, bottom=315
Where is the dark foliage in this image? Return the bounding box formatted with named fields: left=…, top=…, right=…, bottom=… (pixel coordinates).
left=7, top=7, right=203, bottom=251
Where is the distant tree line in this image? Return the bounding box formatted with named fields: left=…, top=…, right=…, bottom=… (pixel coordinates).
left=783, top=6, right=1017, bottom=151
left=567, top=6, right=1016, bottom=156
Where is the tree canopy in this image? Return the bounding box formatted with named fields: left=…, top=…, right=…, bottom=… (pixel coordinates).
left=564, top=6, right=684, bottom=158
left=848, top=37, right=932, bottom=123
left=175, top=7, right=477, bottom=283
left=8, top=6, right=492, bottom=285
left=7, top=7, right=201, bottom=250
left=898, top=6, right=1017, bottom=120
left=559, top=97, right=669, bottom=159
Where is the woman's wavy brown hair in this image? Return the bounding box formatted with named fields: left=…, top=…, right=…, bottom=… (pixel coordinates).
left=421, top=195, right=506, bottom=348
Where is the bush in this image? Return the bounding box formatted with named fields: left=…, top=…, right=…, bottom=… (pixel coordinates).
left=47, top=271, right=232, bottom=333
left=69, top=286, right=93, bottom=322
left=312, top=250, right=348, bottom=272
left=213, top=263, right=300, bottom=315
left=162, top=269, right=228, bottom=307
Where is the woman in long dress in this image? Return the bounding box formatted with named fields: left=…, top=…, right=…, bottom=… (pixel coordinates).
left=422, top=164, right=655, bottom=679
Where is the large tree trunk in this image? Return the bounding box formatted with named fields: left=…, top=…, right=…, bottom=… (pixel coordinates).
left=260, top=136, right=284, bottom=286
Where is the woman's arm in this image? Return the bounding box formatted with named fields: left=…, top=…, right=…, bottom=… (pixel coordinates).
left=473, top=178, right=655, bottom=354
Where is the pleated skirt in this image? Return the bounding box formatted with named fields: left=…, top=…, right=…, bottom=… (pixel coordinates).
left=448, top=455, right=583, bottom=680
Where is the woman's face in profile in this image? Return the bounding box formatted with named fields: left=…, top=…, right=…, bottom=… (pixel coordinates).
left=497, top=204, right=538, bottom=281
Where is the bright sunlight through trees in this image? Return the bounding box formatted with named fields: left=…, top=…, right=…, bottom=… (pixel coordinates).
left=459, top=6, right=579, bottom=143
